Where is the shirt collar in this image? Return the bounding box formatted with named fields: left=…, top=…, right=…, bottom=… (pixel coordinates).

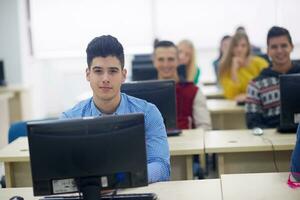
left=90, top=93, right=129, bottom=116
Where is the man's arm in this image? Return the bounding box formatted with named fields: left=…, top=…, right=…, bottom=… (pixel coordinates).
left=245, top=81, right=266, bottom=129
left=291, top=124, right=300, bottom=181
left=192, top=88, right=212, bottom=130
left=144, top=104, right=170, bottom=183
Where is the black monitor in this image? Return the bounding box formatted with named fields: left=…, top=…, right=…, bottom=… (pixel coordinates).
left=279, top=74, right=300, bottom=133
left=121, top=80, right=177, bottom=132
left=131, top=60, right=157, bottom=81
left=133, top=54, right=152, bottom=61
left=0, top=60, right=6, bottom=86
left=27, top=114, right=148, bottom=199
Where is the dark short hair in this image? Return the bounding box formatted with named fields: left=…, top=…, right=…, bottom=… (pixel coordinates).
left=86, top=35, right=124, bottom=68
left=154, top=40, right=177, bottom=51
left=267, top=26, right=293, bottom=46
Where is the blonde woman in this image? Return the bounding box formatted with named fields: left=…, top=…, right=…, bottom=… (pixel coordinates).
left=219, top=32, right=268, bottom=102
left=178, top=40, right=201, bottom=84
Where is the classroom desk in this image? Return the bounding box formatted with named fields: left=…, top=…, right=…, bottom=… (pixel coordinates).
left=0, top=91, right=14, bottom=149
left=202, top=85, right=224, bottom=99
left=205, top=129, right=296, bottom=176
left=207, top=99, right=246, bottom=130
left=221, top=172, right=300, bottom=200
left=0, top=85, right=32, bottom=123
left=0, top=179, right=222, bottom=200
left=168, top=129, right=205, bottom=180
left=0, top=129, right=205, bottom=187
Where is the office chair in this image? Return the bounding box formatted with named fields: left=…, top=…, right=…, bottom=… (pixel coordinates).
left=8, top=121, right=28, bottom=144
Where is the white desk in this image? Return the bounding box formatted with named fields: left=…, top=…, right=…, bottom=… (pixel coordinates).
left=221, top=172, right=300, bottom=200
left=0, top=179, right=222, bottom=200
left=0, top=129, right=205, bottom=187
left=207, top=99, right=246, bottom=130
left=202, top=85, right=224, bottom=99
left=0, top=85, right=32, bottom=123
left=205, top=129, right=296, bottom=175
left=168, top=129, right=205, bottom=180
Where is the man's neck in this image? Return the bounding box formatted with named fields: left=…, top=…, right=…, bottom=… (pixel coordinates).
left=272, top=60, right=292, bottom=74
left=93, top=94, right=121, bottom=114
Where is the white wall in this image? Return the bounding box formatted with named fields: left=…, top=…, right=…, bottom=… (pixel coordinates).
left=2, top=0, right=300, bottom=119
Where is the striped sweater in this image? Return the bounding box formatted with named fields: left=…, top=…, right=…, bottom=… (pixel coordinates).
left=245, top=62, right=300, bottom=129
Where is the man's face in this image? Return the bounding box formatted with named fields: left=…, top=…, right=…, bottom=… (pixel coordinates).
left=153, top=47, right=178, bottom=80
left=267, top=36, right=293, bottom=66
left=86, top=56, right=126, bottom=102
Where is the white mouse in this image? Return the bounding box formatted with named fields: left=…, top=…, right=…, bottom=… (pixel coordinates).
left=252, top=127, right=264, bottom=136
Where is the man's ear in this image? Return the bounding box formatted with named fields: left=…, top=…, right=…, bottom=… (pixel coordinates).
left=122, top=68, right=127, bottom=83
left=86, top=68, right=90, bottom=81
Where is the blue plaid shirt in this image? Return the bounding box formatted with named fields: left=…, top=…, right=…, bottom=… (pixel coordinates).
left=61, top=93, right=170, bottom=183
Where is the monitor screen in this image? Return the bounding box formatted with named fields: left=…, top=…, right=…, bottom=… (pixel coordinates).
left=27, top=114, right=148, bottom=198
left=121, top=80, right=177, bottom=130
left=0, top=60, right=6, bottom=86
left=131, top=60, right=157, bottom=81
left=279, top=74, right=300, bottom=132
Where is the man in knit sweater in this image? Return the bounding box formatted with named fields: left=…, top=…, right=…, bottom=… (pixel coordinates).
left=245, top=26, right=300, bottom=129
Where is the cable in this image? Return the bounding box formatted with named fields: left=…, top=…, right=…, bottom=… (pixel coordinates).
left=261, top=137, right=279, bottom=172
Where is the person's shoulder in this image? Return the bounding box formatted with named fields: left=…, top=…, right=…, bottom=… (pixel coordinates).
left=62, top=98, right=92, bottom=118
left=291, top=62, right=300, bottom=73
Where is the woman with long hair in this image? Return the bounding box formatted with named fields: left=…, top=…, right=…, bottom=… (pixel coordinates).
left=177, top=40, right=201, bottom=84
left=219, top=32, right=268, bottom=102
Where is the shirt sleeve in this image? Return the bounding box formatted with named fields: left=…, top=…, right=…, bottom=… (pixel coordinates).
left=144, top=104, right=170, bottom=183
left=192, top=89, right=212, bottom=130
left=291, top=124, right=300, bottom=181
left=245, top=80, right=266, bottom=128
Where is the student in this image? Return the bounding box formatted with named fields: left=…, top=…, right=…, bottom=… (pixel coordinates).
left=212, top=35, right=232, bottom=82
left=153, top=40, right=212, bottom=131
left=177, top=40, right=201, bottom=84
left=290, top=124, right=300, bottom=184
left=245, top=26, right=300, bottom=129
left=61, top=35, right=170, bottom=183
left=219, top=32, right=268, bottom=102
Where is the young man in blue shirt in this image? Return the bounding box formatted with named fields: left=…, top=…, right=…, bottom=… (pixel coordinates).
left=61, top=35, right=170, bottom=183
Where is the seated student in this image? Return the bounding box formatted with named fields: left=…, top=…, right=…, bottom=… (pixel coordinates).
left=245, top=26, right=300, bottom=129
left=177, top=40, right=201, bottom=84
left=289, top=124, right=300, bottom=185
left=212, top=35, right=231, bottom=83
left=61, top=35, right=170, bottom=183
left=153, top=40, right=212, bottom=131
left=219, top=32, right=268, bottom=102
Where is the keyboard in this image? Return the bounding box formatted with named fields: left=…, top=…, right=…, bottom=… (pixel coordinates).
left=41, top=193, right=158, bottom=200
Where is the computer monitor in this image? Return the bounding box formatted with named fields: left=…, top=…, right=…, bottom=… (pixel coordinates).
left=279, top=74, right=300, bottom=133
left=121, top=80, right=177, bottom=131
left=131, top=60, right=157, bottom=81
left=0, top=60, right=6, bottom=86
left=27, top=114, right=148, bottom=199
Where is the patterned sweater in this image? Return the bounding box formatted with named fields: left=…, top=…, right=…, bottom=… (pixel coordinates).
left=245, top=62, right=300, bottom=129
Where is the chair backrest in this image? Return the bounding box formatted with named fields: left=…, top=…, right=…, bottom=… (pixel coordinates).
left=8, top=121, right=28, bottom=143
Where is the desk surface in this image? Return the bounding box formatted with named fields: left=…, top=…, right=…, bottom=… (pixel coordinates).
left=168, top=129, right=204, bottom=156
left=0, top=179, right=222, bottom=200
left=202, top=85, right=224, bottom=99
left=205, top=129, right=296, bottom=153
left=207, top=99, right=244, bottom=114
left=221, top=172, right=300, bottom=200
left=0, top=129, right=205, bottom=162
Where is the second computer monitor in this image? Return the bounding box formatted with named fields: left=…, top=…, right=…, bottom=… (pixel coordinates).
left=121, top=80, right=177, bottom=130
left=279, top=74, right=300, bottom=133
